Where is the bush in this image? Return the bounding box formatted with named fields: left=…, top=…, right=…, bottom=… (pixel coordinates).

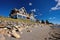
left=41, top=20, right=45, bottom=24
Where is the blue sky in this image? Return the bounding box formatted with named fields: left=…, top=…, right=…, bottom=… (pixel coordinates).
left=0, top=0, right=60, bottom=24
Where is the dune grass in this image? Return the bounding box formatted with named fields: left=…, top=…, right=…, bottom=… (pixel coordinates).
left=0, top=17, right=35, bottom=24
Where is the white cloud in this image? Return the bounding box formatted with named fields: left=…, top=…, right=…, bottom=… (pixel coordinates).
left=51, top=7, right=60, bottom=10
left=51, top=0, right=60, bottom=10
left=29, top=3, right=32, bottom=6
left=31, top=9, right=36, bottom=12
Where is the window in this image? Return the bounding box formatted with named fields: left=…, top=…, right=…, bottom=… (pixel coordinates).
left=23, top=16, right=26, bottom=19
left=17, top=15, right=22, bottom=18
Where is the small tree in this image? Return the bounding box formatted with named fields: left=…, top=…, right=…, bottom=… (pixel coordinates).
left=46, top=20, right=49, bottom=24
left=41, top=20, right=45, bottom=24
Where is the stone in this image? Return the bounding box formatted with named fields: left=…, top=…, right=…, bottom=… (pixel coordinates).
left=18, top=27, right=24, bottom=32
left=15, top=26, right=24, bottom=32
left=0, top=24, right=5, bottom=28
left=6, top=25, right=11, bottom=29
left=27, top=30, right=32, bottom=32
left=11, top=30, right=21, bottom=38
left=0, top=29, right=7, bottom=35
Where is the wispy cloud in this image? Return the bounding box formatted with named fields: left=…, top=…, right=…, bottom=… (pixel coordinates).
left=49, top=17, right=56, bottom=20
left=34, top=15, right=37, bottom=17
left=51, top=0, right=60, bottom=10
left=49, top=17, right=52, bottom=20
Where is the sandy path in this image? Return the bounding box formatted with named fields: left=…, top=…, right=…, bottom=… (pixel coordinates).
left=17, top=25, right=51, bottom=40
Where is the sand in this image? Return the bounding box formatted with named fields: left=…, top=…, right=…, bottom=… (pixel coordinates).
left=3, top=24, right=52, bottom=40
left=0, top=24, right=60, bottom=40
